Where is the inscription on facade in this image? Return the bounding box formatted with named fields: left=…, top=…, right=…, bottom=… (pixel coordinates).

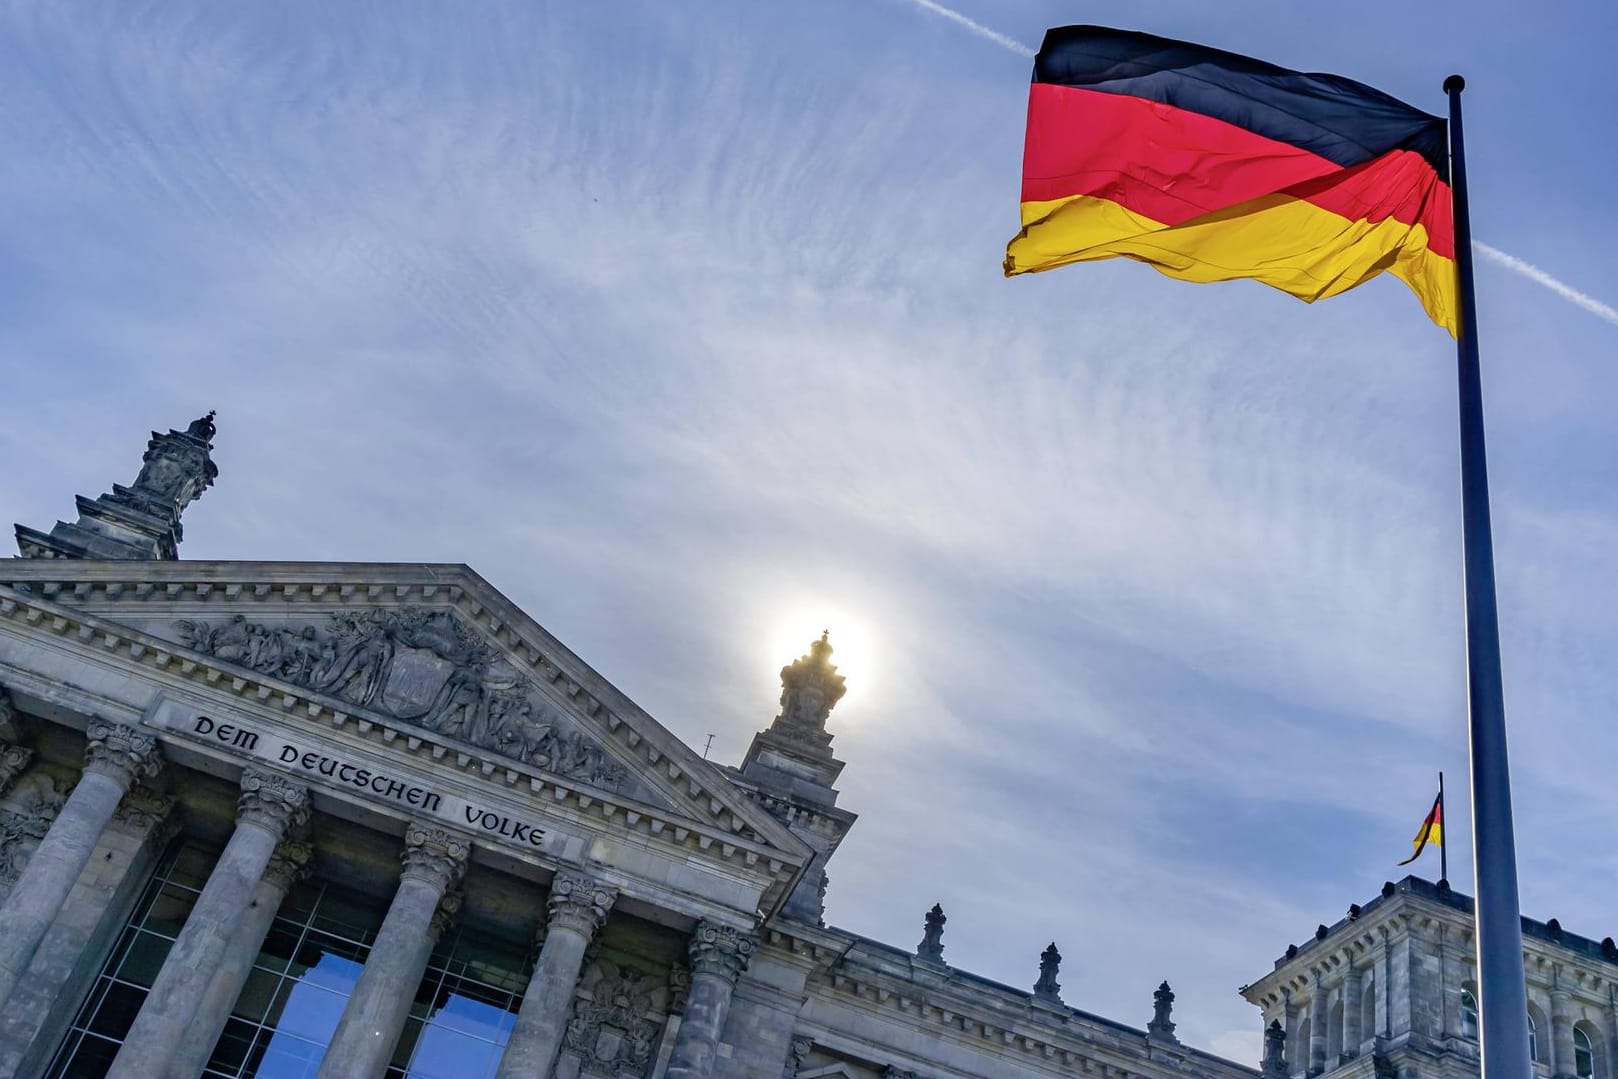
left=171, top=711, right=550, bottom=852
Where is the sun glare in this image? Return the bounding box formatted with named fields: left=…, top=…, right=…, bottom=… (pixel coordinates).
left=763, top=602, right=878, bottom=712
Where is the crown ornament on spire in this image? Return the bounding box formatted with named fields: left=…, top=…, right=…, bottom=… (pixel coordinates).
left=769, top=631, right=846, bottom=745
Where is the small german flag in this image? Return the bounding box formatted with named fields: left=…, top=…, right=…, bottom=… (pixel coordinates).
left=1004, top=26, right=1457, bottom=334
left=1399, top=790, right=1444, bottom=865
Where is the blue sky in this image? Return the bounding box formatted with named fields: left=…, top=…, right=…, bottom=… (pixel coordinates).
left=3, top=0, right=1617, bottom=1061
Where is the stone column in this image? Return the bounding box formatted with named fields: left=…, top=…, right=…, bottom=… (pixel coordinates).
left=164, top=838, right=313, bottom=1078
left=1552, top=987, right=1576, bottom=1078
left=314, top=824, right=469, bottom=1079
left=1308, top=973, right=1329, bottom=1077
left=0, top=744, right=32, bottom=798
left=0, top=718, right=160, bottom=1011
left=493, top=870, right=616, bottom=1079
left=1341, top=964, right=1363, bottom=1059
left=665, top=922, right=757, bottom=1079
left=108, top=768, right=308, bottom=1078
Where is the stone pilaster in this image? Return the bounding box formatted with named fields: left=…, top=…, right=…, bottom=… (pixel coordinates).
left=0, top=745, right=32, bottom=799
left=108, top=768, right=307, bottom=1078
left=493, top=870, right=616, bottom=1079
left=665, top=921, right=757, bottom=1079
left=1308, top=973, right=1329, bottom=1077
left=1342, top=964, right=1363, bottom=1058
left=0, top=718, right=160, bottom=1012
left=1552, top=985, right=1576, bottom=1079
left=314, top=823, right=469, bottom=1079
left=165, top=838, right=313, bottom=1078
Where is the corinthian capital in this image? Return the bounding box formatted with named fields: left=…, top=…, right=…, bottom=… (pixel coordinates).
left=545, top=870, right=616, bottom=937
left=83, top=718, right=163, bottom=785
left=0, top=744, right=34, bottom=797
left=114, top=787, right=176, bottom=834
left=688, top=921, right=757, bottom=983
left=237, top=768, right=309, bottom=836
left=401, top=823, right=471, bottom=893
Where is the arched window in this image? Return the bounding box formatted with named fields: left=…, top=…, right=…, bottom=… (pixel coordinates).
left=1460, top=989, right=1479, bottom=1040
left=1328, top=1000, right=1344, bottom=1060
left=1575, top=1027, right=1595, bottom=1078
left=1361, top=974, right=1377, bottom=1042
left=1528, top=1009, right=1539, bottom=1064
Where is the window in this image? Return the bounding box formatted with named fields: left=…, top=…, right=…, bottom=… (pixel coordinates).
left=1575, top=1027, right=1595, bottom=1079
left=1460, top=990, right=1479, bottom=1040
left=1529, top=1010, right=1539, bottom=1064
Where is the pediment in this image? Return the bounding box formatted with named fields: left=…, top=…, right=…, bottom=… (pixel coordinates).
left=0, top=561, right=809, bottom=870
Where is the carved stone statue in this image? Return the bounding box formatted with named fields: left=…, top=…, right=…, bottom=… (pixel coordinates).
left=917, top=903, right=946, bottom=964
left=1033, top=942, right=1063, bottom=1004
left=174, top=608, right=624, bottom=789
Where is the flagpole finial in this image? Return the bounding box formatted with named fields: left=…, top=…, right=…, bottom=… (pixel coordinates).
left=1444, top=74, right=1466, bottom=93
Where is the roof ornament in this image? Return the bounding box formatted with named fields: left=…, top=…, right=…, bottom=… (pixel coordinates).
left=1262, top=1019, right=1288, bottom=1076
left=16, top=411, right=220, bottom=560
left=1148, top=980, right=1179, bottom=1044
left=1033, top=942, right=1063, bottom=1004
left=916, top=903, right=946, bottom=964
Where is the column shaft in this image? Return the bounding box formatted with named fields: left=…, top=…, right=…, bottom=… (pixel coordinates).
left=108, top=769, right=308, bottom=1079
left=1342, top=967, right=1363, bottom=1058
left=314, top=825, right=468, bottom=1079
left=1552, top=989, right=1576, bottom=1078
left=1308, top=976, right=1328, bottom=1077
left=164, top=841, right=311, bottom=1079
left=0, top=720, right=158, bottom=1011
left=494, top=872, right=615, bottom=1079
left=665, top=922, right=756, bottom=1079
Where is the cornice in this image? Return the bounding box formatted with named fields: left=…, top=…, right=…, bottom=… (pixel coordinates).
left=764, top=923, right=1258, bottom=1079
left=0, top=581, right=803, bottom=894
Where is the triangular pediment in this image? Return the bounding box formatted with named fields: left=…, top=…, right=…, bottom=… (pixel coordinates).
left=0, top=561, right=809, bottom=871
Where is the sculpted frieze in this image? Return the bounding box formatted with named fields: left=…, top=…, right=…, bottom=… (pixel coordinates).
left=175, top=609, right=625, bottom=790
left=0, top=773, right=67, bottom=896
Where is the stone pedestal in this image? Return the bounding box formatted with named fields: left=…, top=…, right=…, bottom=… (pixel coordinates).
left=165, top=839, right=312, bottom=1078
left=314, top=824, right=468, bottom=1079
left=493, top=870, right=616, bottom=1079
left=0, top=719, right=160, bottom=1011
left=108, top=768, right=308, bottom=1078
left=666, top=922, right=756, bottom=1079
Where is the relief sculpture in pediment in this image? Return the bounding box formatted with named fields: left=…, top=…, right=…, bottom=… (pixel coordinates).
left=175, top=609, right=625, bottom=790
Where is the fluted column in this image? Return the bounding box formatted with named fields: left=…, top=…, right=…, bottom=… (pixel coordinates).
left=1341, top=965, right=1363, bottom=1059
left=1308, top=973, right=1328, bottom=1077
left=493, top=871, right=616, bottom=1079
left=165, top=838, right=313, bottom=1078
left=1552, top=988, right=1576, bottom=1078
left=665, top=922, right=757, bottom=1079
left=0, top=719, right=160, bottom=1011
left=314, top=824, right=469, bottom=1079
left=109, top=768, right=308, bottom=1078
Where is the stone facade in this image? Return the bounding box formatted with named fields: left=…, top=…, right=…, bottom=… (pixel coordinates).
left=0, top=418, right=1608, bottom=1079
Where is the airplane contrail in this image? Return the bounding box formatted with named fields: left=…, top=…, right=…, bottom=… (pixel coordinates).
left=899, top=0, right=1618, bottom=330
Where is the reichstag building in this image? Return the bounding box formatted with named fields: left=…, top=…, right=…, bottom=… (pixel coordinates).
left=1, top=414, right=1613, bottom=1079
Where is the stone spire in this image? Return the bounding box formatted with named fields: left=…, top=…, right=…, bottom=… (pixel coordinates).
left=17, top=412, right=219, bottom=560
left=1262, top=1019, right=1288, bottom=1076
left=733, top=633, right=856, bottom=925
left=916, top=904, right=946, bottom=964
left=1148, top=981, right=1179, bottom=1044
left=1033, top=942, right=1063, bottom=1004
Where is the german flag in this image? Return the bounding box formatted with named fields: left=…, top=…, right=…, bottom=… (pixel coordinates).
left=1399, top=791, right=1444, bottom=865
left=1004, top=27, right=1458, bottom=334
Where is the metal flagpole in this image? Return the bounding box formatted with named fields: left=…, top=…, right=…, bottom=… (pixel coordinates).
left=1445, top=74, right=1532, bottom=1079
